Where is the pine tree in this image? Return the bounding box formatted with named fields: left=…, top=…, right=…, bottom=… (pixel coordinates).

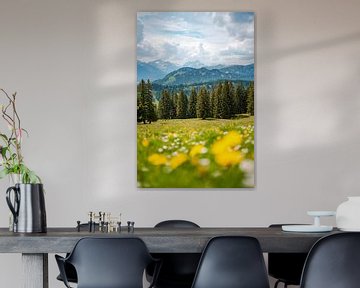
left=209, top=88, right=216, bottom=118
left=196, top=86, right=210, bottom=119
left=246, top=81, right=255, bottom=116
left=170, top=92, right=177, bottom=119
left=213, top=83, right=222, bottom=118
left=229, top=82, right=236, bottom=116
left=137, top=80, right=146, bottom=123
left=219, top=81, right=232, bottom=119
left=158, top=89, right=171, bottom=119
left=188, top=87, right=197, bottom=118
left=145, top=80, right=157, bottom=123
left=176, top=90, right=188, bottom=119
left=137, top=79, right=157, bottom=124
left=137, top=95, right=143, bottom=123
left=236, top=82, right=247, bottom=114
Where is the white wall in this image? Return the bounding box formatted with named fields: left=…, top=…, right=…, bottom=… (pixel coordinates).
left=0, top=0, right=360, bottom=287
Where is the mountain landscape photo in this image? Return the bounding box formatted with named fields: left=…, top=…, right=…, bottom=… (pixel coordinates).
left=137, top=12, right=255, bottom=188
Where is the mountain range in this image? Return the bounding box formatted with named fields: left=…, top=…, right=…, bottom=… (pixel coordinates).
left=137, top=59, right=254, bottom=84
left=153, top=65, right=254, bottom=86
left=137, top=60, right=177, bottom=81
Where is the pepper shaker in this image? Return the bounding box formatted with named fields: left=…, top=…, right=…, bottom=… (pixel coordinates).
left=77, top=221, right=81, bottom=232
left=88, top=211, right=93, bottom=232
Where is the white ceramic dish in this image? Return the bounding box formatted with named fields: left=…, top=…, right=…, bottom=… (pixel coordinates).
left=338, top=227, right=360, bottom=232
left=307, top=211, right=336, bottom=217
left=282, top=225, right=333, bottom=232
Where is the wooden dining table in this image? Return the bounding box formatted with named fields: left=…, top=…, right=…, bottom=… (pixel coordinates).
left=0, top=226, right=339, bottom=288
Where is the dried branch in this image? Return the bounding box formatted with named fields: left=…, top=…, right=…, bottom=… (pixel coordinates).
left=0, top=88, right=41, bottom=182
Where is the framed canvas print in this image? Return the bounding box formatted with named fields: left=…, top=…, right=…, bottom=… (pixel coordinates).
left=137, top=12, right=255, bottom=188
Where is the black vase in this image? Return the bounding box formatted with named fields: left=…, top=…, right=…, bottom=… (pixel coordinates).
left=6, top=183, right=47, bottom=233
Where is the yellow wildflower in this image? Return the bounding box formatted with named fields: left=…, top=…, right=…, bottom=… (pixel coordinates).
left=212, top=140, right=229, bottom=155
left=222, top=131, right=242, bottom=147
left=142, top=138, right=149, bottom=147
left=211, top=131, right=244, bottom=167
left=148, top=154, right=167, bottom=166
left=215, top=151, right=243, bottom=167
left=169, top=153, right=187, bottom=169
left=211, top=131, right=242, bottom=155
left=190, top=144, right=206, bottom=158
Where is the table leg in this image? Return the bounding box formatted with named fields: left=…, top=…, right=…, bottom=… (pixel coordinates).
left=22, top=253, right=48, bottom=288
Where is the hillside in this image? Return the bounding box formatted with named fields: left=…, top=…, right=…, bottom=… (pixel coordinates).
left=153, top=64, right=254, bottom=86
left=137, top=61, right=165, bottom=81
left=137, top=60, right=179, bottom=82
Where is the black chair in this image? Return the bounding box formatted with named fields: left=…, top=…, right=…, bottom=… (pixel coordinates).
left=55, top=237, right=160, bottom=288
left=56, top=262, right=77, bottom=284
left=56, top=223, right=99, bottom=284
left=191, top=236, right=270, bottom=288
left=268, top=224, right=308, bottom=288
left=154, top=220, right=200, bottom=229
left=146, top=220, right=201, bottom=288
left=300, top=232, right=360, bottom=288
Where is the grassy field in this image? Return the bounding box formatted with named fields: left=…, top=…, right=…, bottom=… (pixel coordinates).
left=137, top=117, right=254, bottom=188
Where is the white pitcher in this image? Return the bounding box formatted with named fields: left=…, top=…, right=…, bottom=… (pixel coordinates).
left=336, top=196, right=360, bottom=231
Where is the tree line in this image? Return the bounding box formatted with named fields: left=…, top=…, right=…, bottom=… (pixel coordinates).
left=137, top=79, right=254, bottom=123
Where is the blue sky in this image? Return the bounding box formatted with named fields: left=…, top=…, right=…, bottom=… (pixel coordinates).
left=137, top=12, right=254, bottom=66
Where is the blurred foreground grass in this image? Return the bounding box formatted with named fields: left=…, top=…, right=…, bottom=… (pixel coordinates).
left=137, top=117, right=254, bottom=188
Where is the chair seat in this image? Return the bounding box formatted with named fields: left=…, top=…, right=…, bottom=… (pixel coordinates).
left=55, top=237, right=160, bottom=288
left=150, top=253, right=200, bottom=288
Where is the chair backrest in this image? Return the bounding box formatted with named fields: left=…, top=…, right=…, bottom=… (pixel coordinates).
left=67, top=237, right=154, bottom=288
left=150, top=220, right=201, bottom=286
left=300, top=232, right=360, bottom=288
left=268, top=224, right=308, bottom=285
left=191, top=236, right=270, bottom=288
left=155, top=220, right=200, bottom=228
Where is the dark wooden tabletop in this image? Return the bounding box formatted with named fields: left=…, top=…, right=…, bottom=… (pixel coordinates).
left=0, top=227, right=339, bottom=254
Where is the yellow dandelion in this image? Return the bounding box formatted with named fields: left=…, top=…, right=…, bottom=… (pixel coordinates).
left=148, top=154, right=167, bottom=166
left=212, top=140, right=230, bottom=155
left=142, top=138, right=149, bottom=147
left=211, top=131, right=243, bottom=155
left=215, top=151, right=243, bottom=167
left=221, top=131, right=243, bottom=147
left=169, top=153, right=187, bottom=169
left=190, top=144, right=205, bottom=158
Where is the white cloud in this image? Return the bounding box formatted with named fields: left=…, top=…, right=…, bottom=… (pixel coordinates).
left=137, top=12, right=254, bottom=66
left=137, top=19, right=144, bottom=43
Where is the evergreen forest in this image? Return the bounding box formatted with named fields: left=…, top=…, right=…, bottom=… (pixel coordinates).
left=137, top=79, right=255, bottom=124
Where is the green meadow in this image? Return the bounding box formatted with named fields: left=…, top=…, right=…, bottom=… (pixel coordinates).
left=137, top=117, right=254, bottom=188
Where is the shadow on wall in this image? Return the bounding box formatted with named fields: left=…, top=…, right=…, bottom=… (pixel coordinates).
left=258, top=11, right=360, bottom=212
left=262, top=31, right=360, bottom=62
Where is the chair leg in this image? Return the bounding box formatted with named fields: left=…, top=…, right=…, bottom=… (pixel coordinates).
left=274, top=280, right=289, bottom=288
